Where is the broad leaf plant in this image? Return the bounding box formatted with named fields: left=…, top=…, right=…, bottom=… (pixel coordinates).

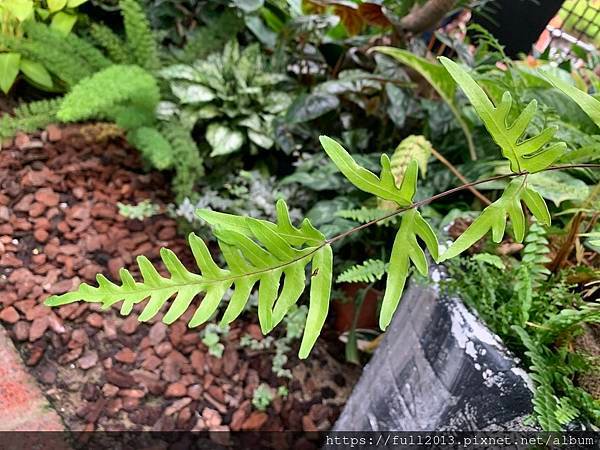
left=46, top=54, right=600, bottom=358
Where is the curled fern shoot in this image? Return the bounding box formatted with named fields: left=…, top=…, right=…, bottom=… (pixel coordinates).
left=46, top=200, right=331, bottom=359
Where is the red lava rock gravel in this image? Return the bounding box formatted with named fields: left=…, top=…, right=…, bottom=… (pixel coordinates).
left=0, top=125, right=360, bottom=436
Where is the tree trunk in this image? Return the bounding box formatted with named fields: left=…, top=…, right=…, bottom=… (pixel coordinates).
left=398, top=0, right=457, bottom=33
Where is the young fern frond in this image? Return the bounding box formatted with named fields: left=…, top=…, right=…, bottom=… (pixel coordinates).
left=46, top=200, right=332, bottom=359
left=337, top=259, right=387, bottom=284
left=0, top=98, right=62, bottom=140
left=439, top=57, right=567, bottom=173
left=120, top=0, right=160, bottom=70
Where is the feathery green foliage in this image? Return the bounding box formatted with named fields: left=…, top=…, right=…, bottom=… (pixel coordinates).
left=337, top=259, right=387, bottom=283
left=89, top=24, right=130, bottom=64
left=127, top=126, right=174, bottom=170
left=336, top=207, right=399, bottom=225
left=0, top=98, right=62, bottom=140
left=57, top=64, right=159, bottom=128
left=159, top=121, right=205, bottom=201
left=2, top=22, right=105, bottom=88
left=513, top=326, right=562, bottom=431
left=120, top=0, right=160, bottom=70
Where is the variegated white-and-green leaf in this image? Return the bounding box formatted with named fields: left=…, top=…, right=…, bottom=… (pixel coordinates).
left=439, top=57, right=567, bottom=173
left=45, top=200, right=330, bottom=358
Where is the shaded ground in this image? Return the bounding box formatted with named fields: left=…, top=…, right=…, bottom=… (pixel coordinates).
left=0, top=125, right=360, bottom=436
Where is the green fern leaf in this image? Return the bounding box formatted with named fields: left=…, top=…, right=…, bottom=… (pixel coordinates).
left=439, top=57, right=567, bottom=173
left=320, top=136, right=439, bottom=330
left=159, top=121, right=204, bottom=201
left=513, top=326, right=562, bottom=431
left=319, top=135, right=415, bottom=206
left=440, top=178, right=551, bottom=261
left=390, top=135, right=432, bottom=185
left=120, top=0, right=159, bottom=70
left=0, top=98, right=62, bottom=140
left=89, top=24, right=129, bottom=64
left=337, top=259, right=387, bottom=283
left=46, top=200, right=331, bottom=359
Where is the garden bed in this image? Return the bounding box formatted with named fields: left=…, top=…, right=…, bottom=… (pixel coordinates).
left=0, top=125, right=360, bottom=433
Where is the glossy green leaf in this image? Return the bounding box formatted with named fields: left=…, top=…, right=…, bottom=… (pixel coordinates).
left=527, top=171, right=590, bottom=206
left=374, top=47, right=476, bottom=160
left=0, top=53, right=21, bottom=94
left=19, top=59, right=53, bottom=89
left=544, top=72, right=600, bottom=128
left=3, top=0, right=33, bottom=21
left=50, top=11, right=77, bottom=35
left=47, top=0, right=67, bottom=12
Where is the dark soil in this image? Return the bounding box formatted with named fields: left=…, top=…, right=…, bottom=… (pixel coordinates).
left=0, top=125, right=360, bottom=437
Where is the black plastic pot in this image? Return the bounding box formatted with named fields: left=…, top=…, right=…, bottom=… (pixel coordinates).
left=471, top=0, right=565, bottom=57
left=334, top=271, right=535, bottom=431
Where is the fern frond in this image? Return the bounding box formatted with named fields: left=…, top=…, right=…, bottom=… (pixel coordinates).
left=159, top=121, right=204, bottom=201
left=537, top=305, right=600, bottom=345
left=521, top=221, right=551, bottom=286
left=57, top=65, right=159, bottom=129
left=337, top=259, right=387, bottom=283
left=439, top=57, right=567, bottom=173
left=127, top=127, right=174, bottom=170
left=320, top=137, right=439, bottom=330
left=46, top=200, right=331, bottom=359
left=441, top=178, right=551, bottom=261
left=513, top=326, right=562, bottom=431
left=390, top=135, right=432, bottom=185
left=0, top=98, right=63, bottom=141
left=336, top=207, right=398, bottom=225
left=120, top=0, right=159, bottom=70
left=89, top=24, right=129, bottom=64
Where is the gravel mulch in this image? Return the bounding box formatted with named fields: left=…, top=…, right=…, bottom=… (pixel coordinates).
left=0, top=125, right=360, bottom=438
